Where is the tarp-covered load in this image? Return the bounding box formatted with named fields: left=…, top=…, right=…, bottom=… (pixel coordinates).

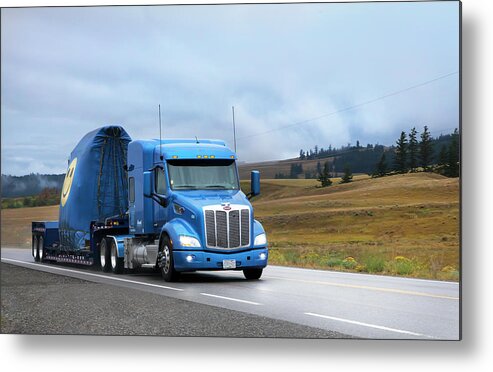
left=59, top=126, right=132, bottom=250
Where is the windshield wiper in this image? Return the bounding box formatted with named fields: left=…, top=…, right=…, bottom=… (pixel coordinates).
left=174, top=185, right=198, bottom=189
left=204, top=185, right=228, bottom=189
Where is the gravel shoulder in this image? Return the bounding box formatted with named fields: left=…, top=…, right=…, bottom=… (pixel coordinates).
left=1, top=263, right=351, bottom=338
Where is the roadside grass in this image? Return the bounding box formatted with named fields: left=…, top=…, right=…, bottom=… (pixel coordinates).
left=248, top=173, right=459, bottom=281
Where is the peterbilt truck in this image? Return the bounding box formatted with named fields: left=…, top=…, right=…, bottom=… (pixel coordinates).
left=31, top=125, right=268, bottom=281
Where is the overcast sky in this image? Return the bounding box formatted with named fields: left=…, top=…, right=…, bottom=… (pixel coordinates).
left=1, top=1, right=459, bottom=176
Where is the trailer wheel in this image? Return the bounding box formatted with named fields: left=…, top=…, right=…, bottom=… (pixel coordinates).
left=38, top=236, right=45, bottom=262
left=33, top=235, right=40, bottom=262
left=100, top=238, right=111, bottom=272
left=158, top=235, right=180, bottom=282
left=243, top=268, right=263, bottom=280
left=110, top=239, right=124, bottom=274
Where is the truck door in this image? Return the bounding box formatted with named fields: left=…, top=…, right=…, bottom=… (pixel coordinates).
left=128, top=176, right=136, bottom=232
left=154, top=167, right=169, bottom=231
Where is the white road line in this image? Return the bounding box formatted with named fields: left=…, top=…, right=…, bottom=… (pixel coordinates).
left=2, top=258, right=183, bottom=292
left=200, top=292, right=261, bottom=305
left=305, top=312, right=436, bottom=339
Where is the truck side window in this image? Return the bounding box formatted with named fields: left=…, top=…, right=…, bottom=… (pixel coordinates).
left=155, top=168, right=166, bottom=195
left=129, top=177, right=135, bottom=203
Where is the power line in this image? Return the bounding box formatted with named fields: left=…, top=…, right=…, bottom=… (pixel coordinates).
left=237, top=71, right=459, bottom=141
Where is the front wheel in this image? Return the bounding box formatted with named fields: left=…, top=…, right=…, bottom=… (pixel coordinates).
left=158, top=235, right=180, bottom=282
left=243, top=268, right=263, bottom=280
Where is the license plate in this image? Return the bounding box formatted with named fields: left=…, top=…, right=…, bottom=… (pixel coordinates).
left=223, top=259, right=236, bottom=269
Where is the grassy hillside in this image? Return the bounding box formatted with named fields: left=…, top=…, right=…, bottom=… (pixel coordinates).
left=1, top=173, right=459, bottom=280
left=244, top=173, right=459, bottom=280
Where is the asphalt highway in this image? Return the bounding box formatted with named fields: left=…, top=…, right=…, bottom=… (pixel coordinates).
left=1, top=247, right=460, bottom=339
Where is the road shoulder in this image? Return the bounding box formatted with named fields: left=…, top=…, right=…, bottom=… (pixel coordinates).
left=1, top=263, right=352, bottom=338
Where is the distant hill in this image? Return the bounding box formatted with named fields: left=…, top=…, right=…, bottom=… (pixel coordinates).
left=1, top=174, right=65, bottom=198
left=239, top=132, right=459, bottom=180
left=2, top=131, right=458, bottom=196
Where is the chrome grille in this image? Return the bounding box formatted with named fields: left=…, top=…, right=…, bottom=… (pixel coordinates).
left=204, top=206, right=250, bottom=249
left=241, top=209, right=249, bottom=246
left=205, top=210, right=216, bottom=246
left=229, top=210, right=240, bottom=248
left=216, top=211, right=228, bottom=248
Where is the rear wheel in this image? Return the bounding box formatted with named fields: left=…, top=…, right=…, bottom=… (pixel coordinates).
left=110, top=239, right=124, bottom=274
left=243, top=268, right=263, bottom=280
left=38, top=236, right=45, bottom=262
left=158, top=235, right=180, bottom=282
left=33, top=235, right=40, bottom=262
left=100, top=238, right=111, bottom=272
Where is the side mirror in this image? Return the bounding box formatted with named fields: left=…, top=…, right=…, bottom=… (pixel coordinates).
left=143, top=171, right=153, bottom=197
left=250, top=170, right=260, bottom=198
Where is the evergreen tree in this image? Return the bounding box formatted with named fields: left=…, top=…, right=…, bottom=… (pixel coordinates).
left=316, top=161, right=322, bottom=176
left=317, top=161, right=332, bottom=187
left=299, top=149, right=305, bottom=160
left=289, top=163, right=303, bottom=178
left=408, top=127, right=418, bottom=172
left=446, top=128, right=460, bottom=177
left=340, top=164, right=353, bottom=184
left=419, top=125, right=433, bottom=171
left=394, top=131, right=408, bottom=173
left=439, top=145, right=448, bottom=166
left=375, top=153, right=387, bottom=177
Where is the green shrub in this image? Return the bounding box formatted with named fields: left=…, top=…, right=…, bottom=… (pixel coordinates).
left=394, top=256, right=415, bottom=275
left=301, top=252, right=320, bottom=264
left=283, top=250, right=300, bottom=265
left=363, top=256, right=385, bottom=273
left=326, top=258, right=343, bottom=267
left=341, top=256, right=358, bottom=269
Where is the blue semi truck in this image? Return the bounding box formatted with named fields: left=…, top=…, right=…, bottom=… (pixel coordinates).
left=31, top=126, right=268, bottom=281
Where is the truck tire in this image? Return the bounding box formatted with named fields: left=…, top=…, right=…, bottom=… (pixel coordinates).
left=100, top=238, right=111, bottom=272
left=33, top=235, right=40, bottom=262
left=158, top=235, right=180, bottom=282
left=38, top=236, right=45, bottom=262
left=243, top=268, right=263, bottom=280
left=110, top=239, right=124, bottom=274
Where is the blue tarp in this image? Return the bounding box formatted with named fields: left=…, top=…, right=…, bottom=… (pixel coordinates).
left=59, top=126, right=132, bottom=250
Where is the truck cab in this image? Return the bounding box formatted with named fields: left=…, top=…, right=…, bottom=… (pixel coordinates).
left=120, top=138, right=268, bottom=281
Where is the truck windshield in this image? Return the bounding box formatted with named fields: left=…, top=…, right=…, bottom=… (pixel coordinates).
left=167, top=159, right=239, bottom=190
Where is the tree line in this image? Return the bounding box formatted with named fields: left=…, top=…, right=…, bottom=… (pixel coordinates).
left=285, top=126, right=460, bottom=187
left=1, top=187, right=61, bottom=209
left=375, top=126, right=459, bottom=178
left=1, top=173, right=65, bottom=198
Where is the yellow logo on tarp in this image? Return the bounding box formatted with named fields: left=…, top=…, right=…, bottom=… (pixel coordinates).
left=61, top=158, right=77, bottom=207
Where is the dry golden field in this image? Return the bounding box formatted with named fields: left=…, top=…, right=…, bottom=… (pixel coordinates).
left=1, top=206, right=59, bottom=248
left=246, top=172, right=459, bottom=280
left=1, top=172, right=459, bottom=280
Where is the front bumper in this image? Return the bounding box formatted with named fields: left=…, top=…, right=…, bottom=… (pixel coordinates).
left=173, top=247, right=268, bottom=272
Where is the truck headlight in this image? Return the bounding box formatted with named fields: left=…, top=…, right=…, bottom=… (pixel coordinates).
left=179, top=235, right=201, bottom=247
left=254, top=233, right=267, bottom=246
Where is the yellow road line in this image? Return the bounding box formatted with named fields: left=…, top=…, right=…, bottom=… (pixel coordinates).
left=264, top=275, right=459, bottom=300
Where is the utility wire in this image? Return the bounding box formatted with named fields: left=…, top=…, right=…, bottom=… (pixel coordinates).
left=237, top=71, right=459, bottom=141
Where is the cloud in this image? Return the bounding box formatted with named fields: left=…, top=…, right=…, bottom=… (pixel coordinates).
left=1, top=2, right=459, bottom=175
